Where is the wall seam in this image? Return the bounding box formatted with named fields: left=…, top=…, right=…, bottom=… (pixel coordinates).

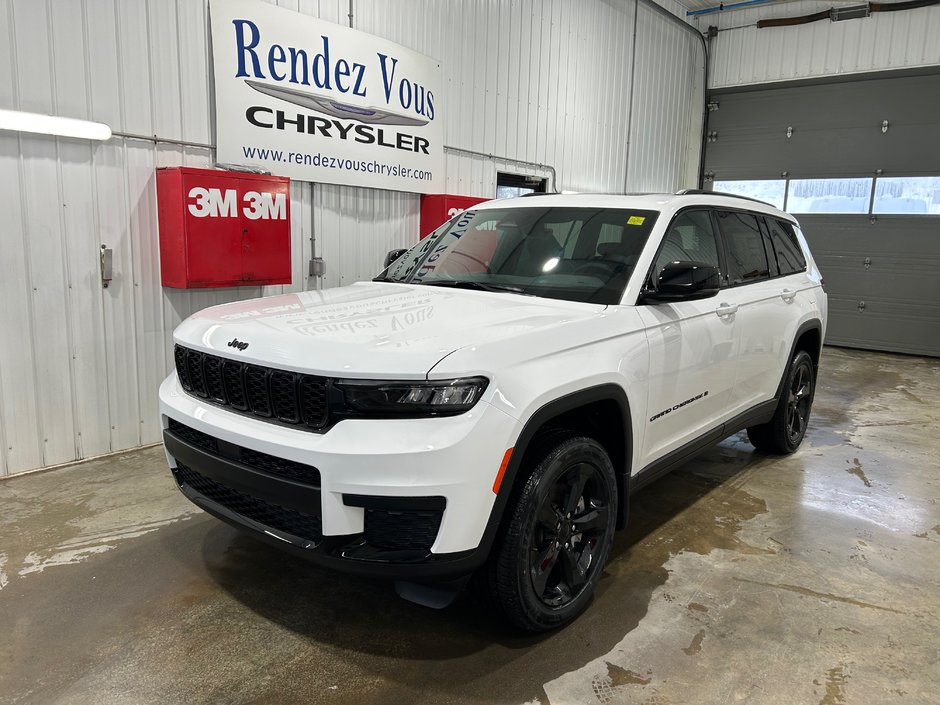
left=47, top=2, right=83, bottom=462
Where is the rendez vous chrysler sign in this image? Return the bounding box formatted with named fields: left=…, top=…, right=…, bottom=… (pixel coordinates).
left=210, top=0, right=444, bottom=193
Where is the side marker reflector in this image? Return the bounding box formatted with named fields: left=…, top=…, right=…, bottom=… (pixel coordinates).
left=492, top=448, right=513, bottom=494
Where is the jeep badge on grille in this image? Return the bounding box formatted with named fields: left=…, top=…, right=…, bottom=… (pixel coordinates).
left=227, top=338, right=249, bottom=351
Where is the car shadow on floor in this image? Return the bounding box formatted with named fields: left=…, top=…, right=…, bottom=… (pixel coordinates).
left=187, top=433, right=768, bottom=695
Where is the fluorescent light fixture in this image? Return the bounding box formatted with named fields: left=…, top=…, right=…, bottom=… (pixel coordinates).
left=0, top=109, right=112, bottom=141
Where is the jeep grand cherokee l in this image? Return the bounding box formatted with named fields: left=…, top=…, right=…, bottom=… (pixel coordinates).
left=160, top=191, right=827, bottom=631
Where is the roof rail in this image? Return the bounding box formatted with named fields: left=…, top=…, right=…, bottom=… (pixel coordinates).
left=674, top=189, right=775, bottom=207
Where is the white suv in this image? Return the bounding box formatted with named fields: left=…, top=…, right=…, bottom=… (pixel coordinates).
left=160, top=191, right=827, bottom=631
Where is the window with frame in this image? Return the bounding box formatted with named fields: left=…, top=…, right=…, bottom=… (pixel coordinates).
left=717, top=211, right=771, bottom=285
left=766, top=218, right=806, bottom=275
left=653, top=210, right=721, bottom=282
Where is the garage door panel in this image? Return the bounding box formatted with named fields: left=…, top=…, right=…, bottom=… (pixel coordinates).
left=710, top=74, right=940, bottom=130
left=812, top=260, right=938, bottom=304
left=709, top=124, right=940, bottom=180
left=827, top=295, right=940, bottom=356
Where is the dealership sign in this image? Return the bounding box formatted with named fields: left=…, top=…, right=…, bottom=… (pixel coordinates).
left=210, top=0, right=444, bottom=193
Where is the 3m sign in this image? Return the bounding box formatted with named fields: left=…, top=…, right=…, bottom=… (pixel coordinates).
left=157, top=167, right=291, bottom=288
left=187, top=187, right=288, bottom=220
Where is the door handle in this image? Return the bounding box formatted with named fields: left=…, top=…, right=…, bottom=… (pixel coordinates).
left=715, top=302, right=738, bottom=318
left=780, top=288, right=796, bottom=303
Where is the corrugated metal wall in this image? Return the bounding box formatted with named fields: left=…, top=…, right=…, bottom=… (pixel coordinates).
left=0, top=0, right=703, bottom=476
left=628, top=0, right=705, bottom=191
left=708, top=1, right=940, bottom=88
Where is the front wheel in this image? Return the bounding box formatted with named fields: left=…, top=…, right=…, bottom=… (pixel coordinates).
left=478, top=434, right=617, bottom=632
left=747, top=349, right=816, bottom=454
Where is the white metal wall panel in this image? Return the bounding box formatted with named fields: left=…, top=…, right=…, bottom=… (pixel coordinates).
left=0, top=0, right=702, bottom=475
left=627, top=1, right=704, bottom=191
left=316, top=185, right=421, bottom=290
left=708, top=2, right=940, bottom=88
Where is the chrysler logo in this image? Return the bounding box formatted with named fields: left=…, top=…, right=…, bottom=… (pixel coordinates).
left=227, top=338, right=249, bottom=351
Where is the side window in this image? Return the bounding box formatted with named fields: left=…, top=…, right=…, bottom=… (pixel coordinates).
left=717, top=211, right=770, bottom=285
left=767, top=219, right=807, bottom=275
left=758, top=218, right=779, bottom=278
left=653, top=210, right=721, bottom=281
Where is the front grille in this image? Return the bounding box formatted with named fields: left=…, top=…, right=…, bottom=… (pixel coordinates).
left=167, top=418, right=320, bottom=487
left=174, top=463, right=323, bottom=543
left=365, top=509, right=443, bottom=551
left=174, top=345, right=329, bottom=430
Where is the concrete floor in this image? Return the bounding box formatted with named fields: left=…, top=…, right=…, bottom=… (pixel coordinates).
left=1, top=347, right=938, bottom=705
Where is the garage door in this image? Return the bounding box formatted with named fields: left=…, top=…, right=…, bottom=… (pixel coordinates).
left=702, top=72, right=940, bottom=357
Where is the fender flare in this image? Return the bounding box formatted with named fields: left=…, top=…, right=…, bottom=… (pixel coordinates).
left=774, top=319, right=824, bottom=401
left=475, top=384, right=633, bottom=563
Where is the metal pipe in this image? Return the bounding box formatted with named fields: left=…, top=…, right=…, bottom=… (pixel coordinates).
left=687, top=0, right=776, bottom=16
left=348, top=0, right=354, bottom=28
left=622, top=0, right=641, bottom=194
left=111, top=130, right=214, bottom=150
left=444, top=145, right=559, bottom=193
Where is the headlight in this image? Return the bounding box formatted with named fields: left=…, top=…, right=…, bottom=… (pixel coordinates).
left=336, top=377, right=489, bottom=416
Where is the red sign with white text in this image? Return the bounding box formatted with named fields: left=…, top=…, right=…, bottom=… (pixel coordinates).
left=420, top=194, right=489, bottom=238
left=157, top=167, right=291, bottom=288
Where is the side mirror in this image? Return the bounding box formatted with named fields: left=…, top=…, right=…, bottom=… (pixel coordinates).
left=383, top=248, right=408, bottom=269
left=642, top=261, right=721, bottom=303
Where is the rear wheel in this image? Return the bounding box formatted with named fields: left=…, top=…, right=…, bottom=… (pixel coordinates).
left=747, top=350, right=816, bottom=454
left=478, top=434, right=617, bottom=632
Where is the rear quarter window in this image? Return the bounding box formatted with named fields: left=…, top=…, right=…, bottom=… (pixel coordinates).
left=767, top=219, right=807, bottom=275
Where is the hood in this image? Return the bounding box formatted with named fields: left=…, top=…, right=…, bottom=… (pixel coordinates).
left=174, top=282, right=605, bottom=378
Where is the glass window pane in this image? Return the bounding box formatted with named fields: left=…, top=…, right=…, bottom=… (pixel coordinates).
left=712, top=180, right=786, bottom=210
left=788, top=178, right=872, bottom=214
left=872, top=176, right=940, bottom=214
left=496, top=185, right=535, bottom=199
left=387, top=207, right=659, bottom=305
left=717, top=211, right=770, bottom=285
left=655, top=210, right=720, bottom=280
left=767, top=219, right=806, bottom=275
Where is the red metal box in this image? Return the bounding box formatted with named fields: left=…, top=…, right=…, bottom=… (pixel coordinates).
left=420, top=194, right=490, bottom=238
left=157, top=167, right=291, bottom=288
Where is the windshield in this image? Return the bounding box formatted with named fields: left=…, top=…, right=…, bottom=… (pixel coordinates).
left=380, top=206, right=659, bottom=305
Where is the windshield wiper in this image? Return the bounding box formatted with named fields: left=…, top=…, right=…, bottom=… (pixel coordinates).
left=419, top=280, right=528, bottom=294
left=372, top=275, right=398, bottom=282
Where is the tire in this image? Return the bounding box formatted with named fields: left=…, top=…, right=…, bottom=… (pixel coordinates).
left=478, top=434, right=618, bottom=632
left=747, top=350, right=816, bottom=454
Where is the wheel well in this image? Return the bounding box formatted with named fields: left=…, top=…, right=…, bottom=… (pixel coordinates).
left=795, top=326, right=822, bottom=370
left=524, top=398, right=629, bottom=529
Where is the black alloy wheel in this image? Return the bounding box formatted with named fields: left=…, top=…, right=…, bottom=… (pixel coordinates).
left=478, top=434, right=617, bottom=631
left=786, top=357, right=814, bottom=445
left=529, top=462, right=610, bottom=608
left=747, top=349, right=816, bottom=454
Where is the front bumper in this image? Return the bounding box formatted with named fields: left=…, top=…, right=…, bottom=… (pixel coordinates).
left=159, top=372, right=520, bottom=580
